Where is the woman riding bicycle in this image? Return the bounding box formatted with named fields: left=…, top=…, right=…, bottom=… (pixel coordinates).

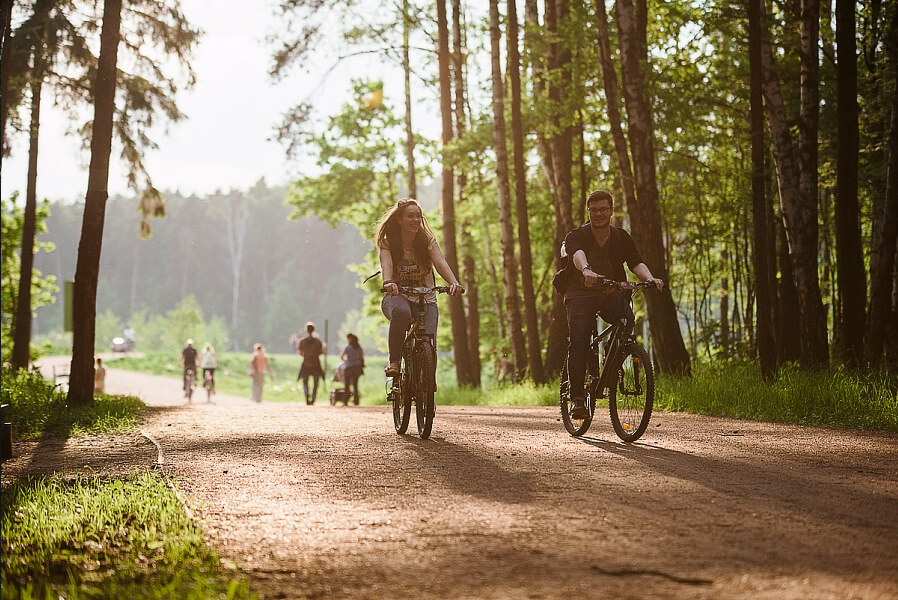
left=376, top=198, right=464, bottom=377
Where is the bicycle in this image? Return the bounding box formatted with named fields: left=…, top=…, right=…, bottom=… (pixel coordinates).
left=203, top=369, right=215, bottom=402
left=559, top=278, right=657, bottom=442
left=184, top=368, right=196, bottom=403
left=383, top=285, right=461, bottom=439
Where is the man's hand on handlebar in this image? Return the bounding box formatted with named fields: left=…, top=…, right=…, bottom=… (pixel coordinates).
left=646, top=277, right=664, bottom=290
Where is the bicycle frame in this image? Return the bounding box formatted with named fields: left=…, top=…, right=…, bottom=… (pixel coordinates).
left=400, top=294, right=436, bottom=395
left=588, top=288, right=642, bottom=397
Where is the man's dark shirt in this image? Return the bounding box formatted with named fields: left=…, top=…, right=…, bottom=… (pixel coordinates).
left=181, top=346, right=198, bottom=368
left=562, top=224, right=643, bottom=300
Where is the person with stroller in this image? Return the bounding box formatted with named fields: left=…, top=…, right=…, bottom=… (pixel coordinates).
left=340, top=333, right=365, bottom=405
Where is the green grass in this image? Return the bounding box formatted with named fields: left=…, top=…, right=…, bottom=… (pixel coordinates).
left=1, top=470, right=254, bottom=600
left=1, top=367, right=144, bottom=439
left=656, top=363, right=898, bottom=431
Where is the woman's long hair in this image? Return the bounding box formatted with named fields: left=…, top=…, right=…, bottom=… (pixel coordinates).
left=374, top=198, right=434, bottom=274
left=346, top=333, right=360, bottom=348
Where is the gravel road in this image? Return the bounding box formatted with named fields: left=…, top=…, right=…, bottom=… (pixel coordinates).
left=9, top=357, right=898, bottom=599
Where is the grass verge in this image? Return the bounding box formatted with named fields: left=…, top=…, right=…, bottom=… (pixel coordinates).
left=1, top=367, right=144, bottom=439
left=1, top=470, right=253, bottom=600
left=656, top=363, right=898, bottom=431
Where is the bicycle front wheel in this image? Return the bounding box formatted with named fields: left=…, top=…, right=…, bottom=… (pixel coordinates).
left=414, top=340, right=436, bottom=439
left=609, top=343, right=654, bottom=442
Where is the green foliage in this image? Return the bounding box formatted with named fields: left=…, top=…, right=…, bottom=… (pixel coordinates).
left=1, top=471, right=254, bottom=600
left=656, top=364, right=898, bottom=431
left=1, top=193, right=57, bottom=362
left=0, top=367, right=144, bottom=439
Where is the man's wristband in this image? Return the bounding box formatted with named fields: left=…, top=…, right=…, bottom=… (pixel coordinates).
left=580, top=264, right=592, bottom=273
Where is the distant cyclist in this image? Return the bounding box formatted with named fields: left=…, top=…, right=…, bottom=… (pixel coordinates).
left=178, top=339, right=198, bottom=396
left=561, top=190, right=663, bottom=419
left=376, top=198, right=463, bottom=377
left=201, top=344, right=218, bottom=395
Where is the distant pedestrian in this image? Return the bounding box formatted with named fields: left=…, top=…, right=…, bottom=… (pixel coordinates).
left=249, top=344, right=274, bottom=403
left=94, top=358, right=106, bottom=394
left=340, top=333, right=365, bottom=405
left=298, top=322, right=326, bottom=405
left=201, top=344, right=218, bottom=398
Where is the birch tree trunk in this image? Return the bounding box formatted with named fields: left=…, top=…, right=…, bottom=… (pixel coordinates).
left=615, top=0, right=692, bottom=375
left=68, top=0, right=123, bottom=404
left=759, top=1, right=829, bottom=368
left=437, top=0, right=474, bottom=386
left=225, top=194, right=248, bottom=336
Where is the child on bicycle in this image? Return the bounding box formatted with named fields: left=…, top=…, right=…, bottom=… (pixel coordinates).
left=376, top=198, right=464, bottom=377
left=561, top=190, right=663, bottom=419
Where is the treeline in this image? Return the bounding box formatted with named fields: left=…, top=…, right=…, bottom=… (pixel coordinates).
left=274, top=0, right=898, bottom=385
left=31, top=182, right=371, bottom=354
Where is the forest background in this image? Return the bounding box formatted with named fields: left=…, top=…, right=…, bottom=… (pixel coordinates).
left=2, top=0, right=896, bottom=397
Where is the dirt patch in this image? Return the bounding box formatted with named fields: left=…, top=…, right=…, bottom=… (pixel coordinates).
left=8, top=363, right=898, bottom=599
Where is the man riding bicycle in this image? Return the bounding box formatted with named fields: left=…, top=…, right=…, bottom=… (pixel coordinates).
left=562, top=190, right=663, bottom=419
left=178, top=339, right=198, bottom=396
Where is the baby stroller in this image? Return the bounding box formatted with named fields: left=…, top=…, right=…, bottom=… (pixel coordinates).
left=329, top=361, right=349, bottom=406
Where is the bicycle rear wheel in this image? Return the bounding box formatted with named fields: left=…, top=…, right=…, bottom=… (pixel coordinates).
left=414, top=340, right=436, bottom=439
left=559, top=358, right=597, bottom=437
left=609, top=343, right=654, bottom=442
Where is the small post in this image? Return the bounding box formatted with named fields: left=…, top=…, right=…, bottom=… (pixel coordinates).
left=1, top=404, right=12, bottom=462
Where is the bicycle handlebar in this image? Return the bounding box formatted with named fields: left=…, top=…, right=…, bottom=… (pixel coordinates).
left=594, top=277, right=659, bottom=291
left=380, top=284, right=466, bottom=295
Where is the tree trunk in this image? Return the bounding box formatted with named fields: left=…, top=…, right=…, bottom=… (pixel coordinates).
left=834, top=0, right=865, bottom=365
left=225, top=194, right=247, bottom=335
left=67, top=0, right=123, bottom=405
left=865, top=5, right=898, bottom=367
left=749, top=0, right=776, bottom=379
left=452, top=0, right=481, bottom=387
left=402, top=0, right=416, bottom=198
left=593, top=0, right=637, bottom=211
left=615, top=0, right=691, bottom=375
left=759, top=3, right=829, bottom=368
left=777, top=218, right=802, bottom=362
left=542, top=0, right=575, bottom=377
left=489, top=0, right=528, bottom=379
left=507, top=0, right=544, bottom=383
left=11, top=48, right=44, bottom=370
left=525, top=0, right=557, bottom=197
left=0, top=0, right=14, bottom=156
left=437, top=0, right=473, bottom=386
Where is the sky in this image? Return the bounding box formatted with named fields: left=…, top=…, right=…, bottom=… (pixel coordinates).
left=0, top=1, right=441, bottom=204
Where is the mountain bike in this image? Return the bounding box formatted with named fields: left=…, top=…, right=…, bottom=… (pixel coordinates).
left=203, top=369, right=215, bottom=402
left=559, top=279, right=657, bottom=442
left=383, top=285, right=461, bottom=439
left=184, top=368, right=196, bottom=403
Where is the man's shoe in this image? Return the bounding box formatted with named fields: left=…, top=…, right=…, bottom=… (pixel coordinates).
left=384, top=362, right=401, bottom=377
left=569, top=397, right=589, bottom=420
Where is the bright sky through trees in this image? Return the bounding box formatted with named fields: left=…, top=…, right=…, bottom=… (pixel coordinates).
left=0, top=0, right=438, bottom=203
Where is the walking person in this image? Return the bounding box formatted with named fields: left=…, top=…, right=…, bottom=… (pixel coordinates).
left=376, top=198, right=463, bottom=377
left=340, top=333, right=365, bottom=405
left=297, top=322, right=325, bottom=404
left=249, top=343, right=274, bottom=403
left=93, top=357, right=106, bottom=395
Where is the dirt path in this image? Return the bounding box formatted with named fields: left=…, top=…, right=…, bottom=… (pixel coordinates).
left=8, top=362, right=898, bottom=599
